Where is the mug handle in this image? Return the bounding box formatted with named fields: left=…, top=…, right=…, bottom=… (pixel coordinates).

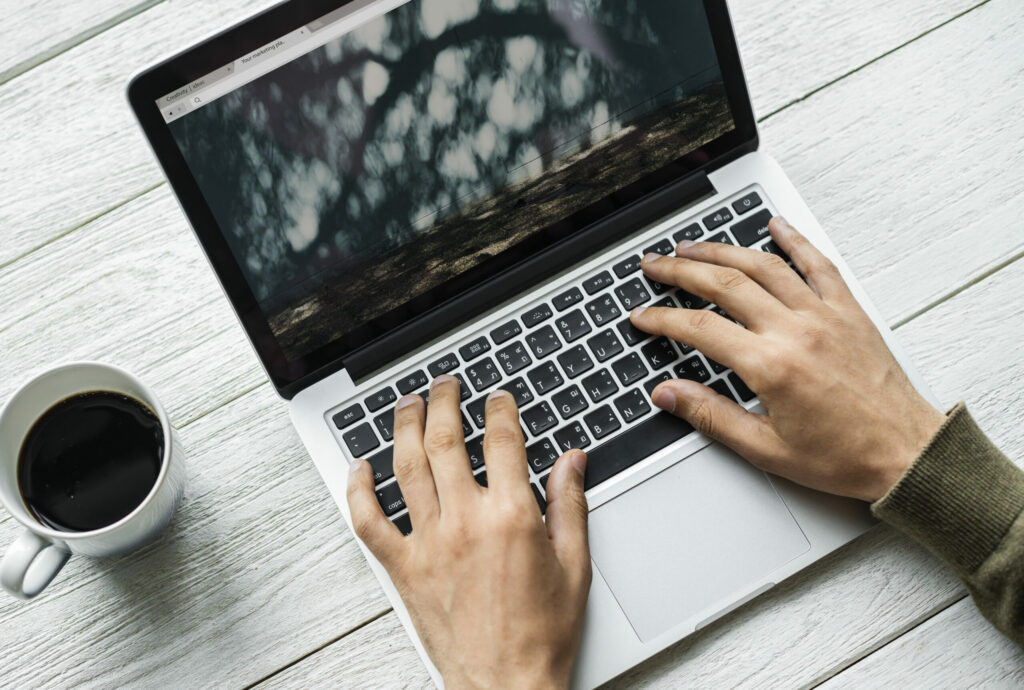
left=1, top=530, right=70, bottom=599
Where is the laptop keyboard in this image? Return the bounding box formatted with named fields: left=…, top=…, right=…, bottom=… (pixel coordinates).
left=329, top=188, right=789, bottom=535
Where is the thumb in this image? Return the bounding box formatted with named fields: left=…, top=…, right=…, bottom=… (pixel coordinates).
left=545, top=449, right=591, bottom=586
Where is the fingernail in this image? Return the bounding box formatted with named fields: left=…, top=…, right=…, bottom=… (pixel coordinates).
left=431, top=374, right=457, bottom=389
left=642, top=252, right=662, bottom=264
left=487, top=389, right=512, bottom=401
left=569, top=450, right=587, bottom=476
left=631, top=306, right=648, bottom=318
left=349, top=459, right=366, bottom=475
left=396, top=395, right=419, bottom=410
left=652, top=386, right=676, bottom=413
left=676, top=239, right=696, bottom=251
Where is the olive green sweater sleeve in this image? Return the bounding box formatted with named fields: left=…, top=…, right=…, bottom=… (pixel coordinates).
left=872, top=403, right=1024, bottom=647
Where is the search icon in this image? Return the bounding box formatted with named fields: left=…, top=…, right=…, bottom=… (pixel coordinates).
left=193, top=96, right=201, bottom=103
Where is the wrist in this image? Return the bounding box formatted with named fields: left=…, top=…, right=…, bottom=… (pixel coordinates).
left=442, top=656, right=572, bottom=690
left=867, top=401, right=947, bottom=503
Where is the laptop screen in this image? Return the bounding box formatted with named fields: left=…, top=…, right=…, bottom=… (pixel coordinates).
left=155, top=0, right=741, bottom=378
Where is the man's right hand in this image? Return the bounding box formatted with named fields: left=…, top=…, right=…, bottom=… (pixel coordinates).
left=631, top=217, right=946, bottom=503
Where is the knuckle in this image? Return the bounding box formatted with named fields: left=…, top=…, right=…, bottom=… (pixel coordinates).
left=484, top=424, right=521, bottom=449
left=688, top=397, right=717, bottom=437
left=759, top=253, right=788, bottom=272
left=392, top=451, right=424, bottom=479
left=712, top=267, right=748, bottom=293
left=424, top=426, right=462, bottom=455
left=350, top=512, right=378, bottom=542
left=688, top=308, right=718, bottom=333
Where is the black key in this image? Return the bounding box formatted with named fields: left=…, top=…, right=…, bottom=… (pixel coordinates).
left=459, top=336, right=491, bottom=361
left=612, top=255, right=642, bottom=278
left=653, top=295, right=677, bottom=308
left=676, top=290, right=709, bottom=310
left=729, top=372, right=757, bottom=402
left=496, top=342, right=533, bottom=375
left=585, top=294, right=621, bottom=326
left=466, top=357, right=501, bottom=392
left=475, top=470, right=488, bottom=487
left=641, top=337, right=679, bottom=370
left=584, top=413, right=695, bottom=490
left=587, top=329, right=624, bottom=362
left=392, top=512, right=412, bottom=536
left=467, top=396, right=488, bottom=429
left=466, top=436, right=485, bottom=470
left=522, top=303, right=553, bottom=328
left=557, top=345, right=595, bottom=380
left=461, top=412, right=473, bottom=438
left=709, top=378, right=738, bottom=403
left=583, top=270, right=614, bottom=295
left=713, top=305, right=740, bottom=327
left=365, top=387, right=397, bottom=413
left=614, top=277, right=652, bottom=311
left=526, top=438, right=559, bottom=474
left=702, top=207, right=733, bottom=230
left=646, top=277, right=670, bottom=295
left=415, top=389, right=430, bottom=404
left=614, top=388, right=652, bottom=423
left=527, top=361, right=564, bottom=395
left=500, top=377, right=534, bottom=407
left=706, top=357, right=727, bottom=375
left=706, top=231, right=734, bottom=245
left=642, top=239, right=674, bottom=256
left=731, top=209, right=774, bottom=247
left=553, top=287, right=584, bottom=311
left=453, top=373, right=472, bottom=401
left=366, top=446, right=394, bottom=485
left=554, top=422, right=592, bottom=453
left=526, top=325, right=562, bottom=359
left=643, top=372, right=671, bottom=396
left=343, top=423, right=380, bottom=457
left=611, top=352, right=648, bottom=387
left=522, top=402, right=559, bottom=436
left=672, top=223, right=703, bottom=243
left=428, top=353, right=459, bottom=378
left=552, top=385, right=589, bottom=420
left=375, top=481, right=405, bottom=517
left=396, top=369, right=428, bottom=396
left=762, top=240, right=793, bottom=264
left=732, top=191, right=763, bottom=216
left=532, top=485, right=547, bottom=515
left=540, top=473, right=550, bottom=490
left=584, top=405, right=622, bottom=440
left=332, top=404, right=364, bottom=430
left=490, top=320, right=522, bottom=345
left=582, top=369, right=618, bottom=403
left=373, top=409, right=395, bottom=442
left=616, top=318, right=647, bottom=347
left=674, top=355, right=711, bottom=383
left=555, top=309, right=593, bottom=343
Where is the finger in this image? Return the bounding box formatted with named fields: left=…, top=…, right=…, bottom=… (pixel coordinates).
left=481, top=389, right=531, bottom=493
left=650, top=379, right=786, bottom=470
left=391, top=394, right=440, bottom=525
left=346, top=459, right=406, bottom=566
left=422, top=375, right=477, bottom=507
left=674, top=238, right=817, bottom=311
left=768, top=217, right=855, bottom=305
left=545, top=450, right=592, bottom=592
left=640, top=253, right=786, bottom=331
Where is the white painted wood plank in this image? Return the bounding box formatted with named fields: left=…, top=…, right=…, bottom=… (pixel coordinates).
left=820, top=598, right=1024, bottom=689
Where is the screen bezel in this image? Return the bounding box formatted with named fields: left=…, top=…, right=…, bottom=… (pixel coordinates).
left=128, top=0, right=758, bottom=398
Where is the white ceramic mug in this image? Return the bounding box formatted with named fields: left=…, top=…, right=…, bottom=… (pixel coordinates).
left=0, top=362, right=185, bottom=599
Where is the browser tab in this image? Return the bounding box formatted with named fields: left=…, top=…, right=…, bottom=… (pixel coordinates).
left=157, top=64, right=235, bottom=107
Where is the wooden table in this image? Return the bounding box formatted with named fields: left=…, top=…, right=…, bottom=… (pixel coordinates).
left=2, top=0, right=1023, bottom=686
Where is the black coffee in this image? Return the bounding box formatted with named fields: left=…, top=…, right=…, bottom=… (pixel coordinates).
left=17, top=391, right=164, bottom=532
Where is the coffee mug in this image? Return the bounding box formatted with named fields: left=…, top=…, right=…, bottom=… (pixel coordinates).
left=0, top=362, right=185, bottom=599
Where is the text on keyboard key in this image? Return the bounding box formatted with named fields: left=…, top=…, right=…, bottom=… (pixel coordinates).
left=373, top=409, right=395, bottom=442
left=428, top=352, right=459, bottom=378
left=490, top=320, right=522, bottom=345
left=496, top=342, right=533, bottom=375
left=642, top=239, right=674, bottom=256
left=366, top=446, right=394, bottom=485
left=583, top=270, right=614, bottom=295
left=376, top=482, right=406, bottom=517
left=522, top=402, right=559, bottom=436
left=552, top=384, right=589, bottom=420
left=585, top=294, right=621, bottom=326
left=614, top=388, right=652, bottom=423
left=526, top=325, right=562, bottom=359
left=554, top=422, right=592, bottom=453
left=674, top=355, right=711, bottom=382
left=556, top=309, right=593, bottom=343
left=582, top=369, right=618, bottom=403
left=557, top=345, right=595, bottom=379
left=466, top=436, right=485, bottom=470
left=732, top=191, right=763, bottom=215
left=527, top=361, right=564, bottom=396
left=731, top=209, right=774, bottom=247
left=526, top=438, right=559, bottom=474
left=584, top=405, right=622, bottom=440
left=459, top=336, right=491, bottom=361
left=500, top=377, right=534, bottom=407
left=702, top=207, right=733, bottom=230
left=467, top=397, right=488, bottom=429
left=641, top=337, right=679, bottom=370
left=672, top=223, right=702, bottom=243
left=522, top=303, right=553, bottom=328
left=552, top=287, right=584, bottom=311
left=616, top=318, right=647, bottom=347
left=396, top=370, right=428, bottom=395
left=365, top=387, right=396, bottom=413
left=332, top=404, right=364, bottom=430
left=466, top=357, right=502, bottom=392
left=587, top=329, right=624, bottom=362
left=706, top=231, right=734, bottom=245
left=612, top=255, right=642, bottom=278
left=343, top=423, right=380, bottom=457
left=614, top=277, right=652, bottom=311
left=643, top=372, right=672, bottom=396
left=611, top=352, right=648, bottom=387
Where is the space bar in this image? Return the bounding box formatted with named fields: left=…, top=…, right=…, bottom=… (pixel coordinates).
left=584, top=413, right=696, bottom=491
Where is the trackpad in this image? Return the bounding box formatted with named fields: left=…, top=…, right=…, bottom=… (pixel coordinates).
left=589, top=444, right=810, bottom=642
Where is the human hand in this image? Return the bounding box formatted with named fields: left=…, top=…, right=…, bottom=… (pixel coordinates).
left=346, top=376, right=592, bottom=689
left=631, top=217, right=946, bottom=502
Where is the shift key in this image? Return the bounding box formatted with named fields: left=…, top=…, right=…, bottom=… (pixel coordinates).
left=730, top=209, right=774, bottom=247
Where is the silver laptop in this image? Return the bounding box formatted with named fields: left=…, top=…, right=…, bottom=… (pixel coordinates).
left=128, top=0, right=937, bottom=685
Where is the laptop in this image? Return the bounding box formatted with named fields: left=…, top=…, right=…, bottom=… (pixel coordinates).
left=128, top=0, right=937, bottom=685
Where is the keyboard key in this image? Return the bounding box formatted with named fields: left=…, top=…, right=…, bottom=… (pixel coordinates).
left=641, top=337, right=679, bottom=370
left=466, top=436, right=485, bottom=470
left=674, top=355, right=711, bottom=383
left=709, top=378, right=738, bottom=403
left=526, top=325, right=562, bottom=359
left=646, top=277, right=670, bottom=295
left=557, top=345, right=595, bottom=379
left=642, top=239, right=674, bottom=256
left=706, top=357, right=727, bottom=375
left=612, top=255, right=642, bottom=278
left=731, top=209, right=773, bottom=247
left=553, top=287, right=584, bottom=311
left=706, top=232, right=734, bottom=245
left=587, top=329, right=624, bottom=362
left=585, top=294, right=621, bottom=326
left=552, top=385, right=589, bottom=420
left=459, top=336, right=491, bottom=361
left=522, top=303, right=553, bottom=328
left=367, top=446, right=394, bottom=485
left=732, top=191, right=763, bottom=216
left=532, top=485, right=547, bottom=514
left=582, top=369, right=618, bottom=403
left=526, top=438, right=559, bottom=474
left=584, top=405, right=621, bottom=440
left=729, top=373, right=757, bottom=402
left=616, top=318, right=647, bottom=346
left=392, top=512, right=412, bottom=536
left=702, top=207, right=733, bottom=230
left=466, top=357, right=502, bottom=392
left=555, top=309, right=593, bottom=343
left=611, top=352, right=648, bottom=387
left=453, top=373, right=473, bottom=400
left=527, top=361, right=564, bottom=395
left=762, top=240, right=793, bottom=264
left=643, top=372, right=672, bottom=396
left=500, top=377, right=534, bottom=407
left=332, top=404, right=364, bottom=430
left=396, top=370, right=428, bottom=395
left=467, top=397, right=488, bottom=429
left=584, top=413, right=695, bottom=490
left=475, top=470, right=488, bottom=487
left=462, top=413, right=473, bottom=438
left=582, top=270, right=614, bottom=295
left=428, top=353, right=459, bottom=378
left=672, top=223, right=703, bottom=243
left=554, top=422, right=592, bottom=453
left=365, top=387, right=397, bottom=413
left=375, top=481, right=405, bottom=516
left=522, top=402, right=559, bottom=436
left=490, top=320, right=522, bottom=345
left=653, top=295, right=677, bottom=308
left=373, top=409, right=395, bottom=442
left=614, top=388, right=652, bottom=423
left=343, top=423, right=380, bottom=457
left=496, top=342, right=533, bottom=375
left=614, top=278, right=652, bottom=311
left=540, top=473, right=550, bottom=490
left=676, top=290, right=710, bottom=310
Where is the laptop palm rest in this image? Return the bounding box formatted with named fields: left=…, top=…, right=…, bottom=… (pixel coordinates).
left=589, top=442, right=810, bottom=642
